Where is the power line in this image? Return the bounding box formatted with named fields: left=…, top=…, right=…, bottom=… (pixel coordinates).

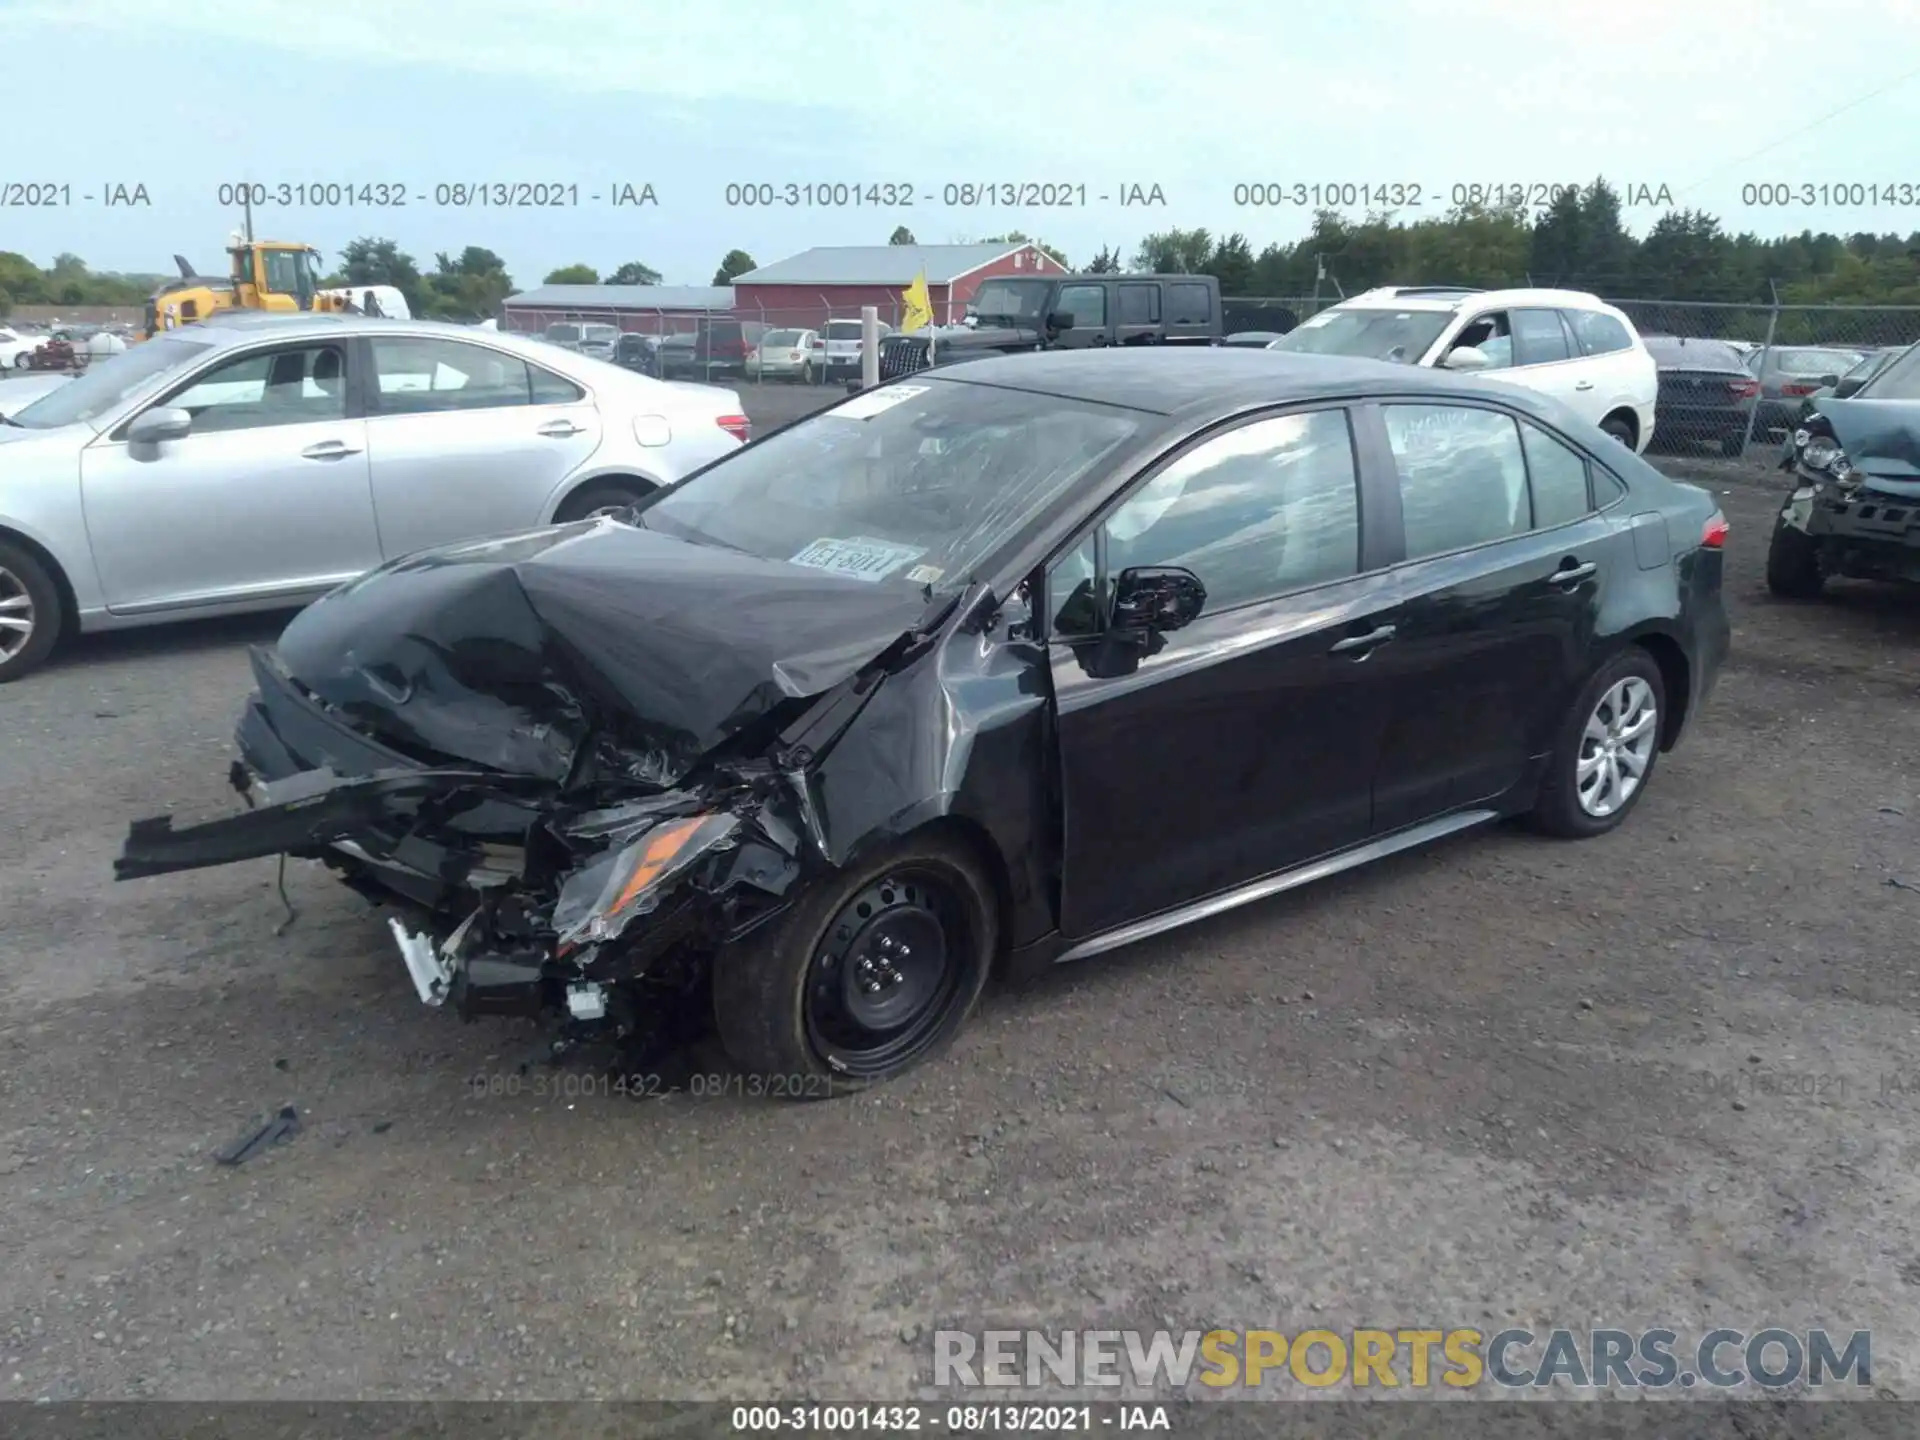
left=1676, top=63, right=1920, bottom=196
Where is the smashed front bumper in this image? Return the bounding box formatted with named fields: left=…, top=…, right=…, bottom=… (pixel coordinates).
left=114, top=650, right=807, bottom=1032
left=1781, top=466, right=1920, bottom=584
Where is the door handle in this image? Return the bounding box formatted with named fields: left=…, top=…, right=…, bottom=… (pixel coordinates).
left=1329, top=624, right=1396, bottom=657
left=1549, top=560, right=1598, bottom=587
left=1574, top=380, right=1595, bottom=390
left=537, top=420, right=583, bottom=438
left=300, top=440, right=361, bottom=460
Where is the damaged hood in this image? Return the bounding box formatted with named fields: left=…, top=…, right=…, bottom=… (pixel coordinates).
left=274, top=518, right=936, bottom=787
left=1819, top=397, right=1920, bottom=494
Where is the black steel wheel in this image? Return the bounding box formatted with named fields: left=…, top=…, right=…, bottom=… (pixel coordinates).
left=712, top=832, right=996, bottom=1093
left=1765, top=515, right=1825, bottom=598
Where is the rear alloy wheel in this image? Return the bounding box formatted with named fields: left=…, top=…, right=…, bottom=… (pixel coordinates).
left=1600, top=415, right=1635, bottom=449
left=11, top=352, right=29, bottom=369
left=712, top=832, right=996, bottom=1093
left=553, top=480, right=655, bottom=524
left=0, top=539, right=62, bottom=683
left=1765, top=517, right=1825, bottom=599
left=1530, top=650, right=1666, bottom=838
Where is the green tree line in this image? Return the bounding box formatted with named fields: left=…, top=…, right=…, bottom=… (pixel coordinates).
left=4, top=181, right=1915, bottom=321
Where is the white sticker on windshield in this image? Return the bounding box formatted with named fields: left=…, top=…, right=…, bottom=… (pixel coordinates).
left=904, top=563, right=945, bottom=584
left=789, top=536, right=926, bottom=583
left=1298, top=313, right=1334, bottom=328
left=830, top=384, right=930, bottom=421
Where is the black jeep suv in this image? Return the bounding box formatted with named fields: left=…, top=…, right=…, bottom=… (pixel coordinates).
left=874, top=272, right=1222, bottom=383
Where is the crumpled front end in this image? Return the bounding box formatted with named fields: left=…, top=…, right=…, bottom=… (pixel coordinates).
left=1778, top=398, right=1920, bottom=584
left=114, top=644, right=812, bottom=1042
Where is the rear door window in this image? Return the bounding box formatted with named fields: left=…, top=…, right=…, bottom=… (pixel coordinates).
left=1166, top=283, right=1211, bottom=326
left=1565, top=310, right=1632, bottom=356
left=1512, top=309, right=1573, bottom=366
left=1055, top=283, right=1107, bottom=328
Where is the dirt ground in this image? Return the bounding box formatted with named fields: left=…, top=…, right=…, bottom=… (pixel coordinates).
left=2, top=420, right=1918, bottom=1405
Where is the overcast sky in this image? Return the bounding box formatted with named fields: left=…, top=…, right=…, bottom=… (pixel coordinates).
left=8, top=0, right=1920, bottom=287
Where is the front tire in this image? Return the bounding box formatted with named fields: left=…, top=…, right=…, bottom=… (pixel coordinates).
left=552, top=479, right=656, bottom=524
left=1600, top=415, right=1636, bottom=449
left=1765, top=517, right=1825, bottom=598
left=712, top=830, right=997, bottom=1094
left=0, top=539, right=63, bottom=683
left=1529, top=649, right=1666, bottom=839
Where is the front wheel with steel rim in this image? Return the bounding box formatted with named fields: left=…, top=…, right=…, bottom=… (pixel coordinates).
left=1529, top=649, right=1667, bottom=838
left=0, top=538, right=62, bottom=683
left=712, top=831, right=997, bottom=1094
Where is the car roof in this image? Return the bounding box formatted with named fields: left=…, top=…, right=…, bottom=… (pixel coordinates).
left=924, top=347, right=1588, bottom=425
left=1338, top=286, right=1622, bottom=313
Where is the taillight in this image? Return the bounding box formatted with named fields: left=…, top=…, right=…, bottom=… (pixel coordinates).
left=1729, top=378, right=1759, bottom=398
left=1701, top=512, right=1729, bottom=549
left=716, top=414, right=750, bottom=442
left=1781, top=382, right=1818, bottom=396
left=810, top=337, right=825, bottom=349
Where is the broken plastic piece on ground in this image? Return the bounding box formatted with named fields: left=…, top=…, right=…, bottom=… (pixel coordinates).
left=214, top=1105, right=301, bottom=1166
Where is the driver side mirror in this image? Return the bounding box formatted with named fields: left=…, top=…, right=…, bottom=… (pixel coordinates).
left=1441, top=345, right=1492, bottom=371
left=1047, top=311, right=1076, bottom=331
left=127, top=406, right=192, bottom=446
left=1111, top=566, right=1206, bottom=635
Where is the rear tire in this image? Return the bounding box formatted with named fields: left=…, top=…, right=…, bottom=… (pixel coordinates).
left=0, top=539, right=63, bottom=683
left=1720, top=430, right=1747, bottom=458
left=1765, top=516, right=1825, bottom=598
left=800, top=360, right=814, bottom=385
left=1529, top=648, right=1667, bottom=839
left=712, top=830, right=997, bottom=1095
left=552, top=479, right=656, bottom=524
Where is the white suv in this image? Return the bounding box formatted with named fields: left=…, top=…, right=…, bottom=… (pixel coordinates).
left=1271, top=286, right=1657, bottom=452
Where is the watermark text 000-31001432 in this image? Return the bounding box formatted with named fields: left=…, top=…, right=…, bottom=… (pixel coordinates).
left=1225, top=180, right=1678, bottom=211
left=208, top=180, right=659, bottom=209
left=933, top=1325, right=1872, bottom=1394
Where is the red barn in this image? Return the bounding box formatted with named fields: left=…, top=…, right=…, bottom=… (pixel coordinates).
left=729, top=244, right=1069, bottom=331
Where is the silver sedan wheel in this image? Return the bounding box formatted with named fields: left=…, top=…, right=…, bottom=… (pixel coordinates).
left=0, top=564, right=36, bottom=661
left=1576, top=676, right=1658, bottom=818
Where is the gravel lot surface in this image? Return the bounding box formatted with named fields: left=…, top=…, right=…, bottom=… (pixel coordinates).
left=2, top=412, right=1918, bottom=1405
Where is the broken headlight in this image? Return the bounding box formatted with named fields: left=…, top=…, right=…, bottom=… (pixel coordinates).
left=1801, top=435, right=1843, bottom=471
left=551, top=813, right=741, bottom=951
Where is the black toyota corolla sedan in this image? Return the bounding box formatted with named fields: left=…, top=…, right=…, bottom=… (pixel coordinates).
left=116, top=350, right=1730, bottom=1093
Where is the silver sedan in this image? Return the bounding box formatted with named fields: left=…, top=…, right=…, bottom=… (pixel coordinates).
left=0, top=311, right=751, bottom=680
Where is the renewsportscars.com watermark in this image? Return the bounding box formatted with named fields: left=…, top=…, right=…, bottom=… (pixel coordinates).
left=933, top=1327, right=1872, bottom=1393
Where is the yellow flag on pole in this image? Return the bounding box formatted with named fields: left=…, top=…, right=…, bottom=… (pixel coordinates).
left=900, top=271, right=934, bottom=334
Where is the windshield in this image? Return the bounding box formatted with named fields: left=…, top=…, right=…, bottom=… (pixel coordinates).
left=546, top=324, right=582, bottom=343
left=966, top=280, right=1052, bottom=324
left=763, top=329, right=803, bottom=346
left=1862, top=343, right=1920, bottom=400
left=641, top=379, right=1144, bottom=589
left=581, top=325, right=618, bottom=343
left=1269, top=307, right=1455, bottom=364
left=9, top=336, right=214, bottom=429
